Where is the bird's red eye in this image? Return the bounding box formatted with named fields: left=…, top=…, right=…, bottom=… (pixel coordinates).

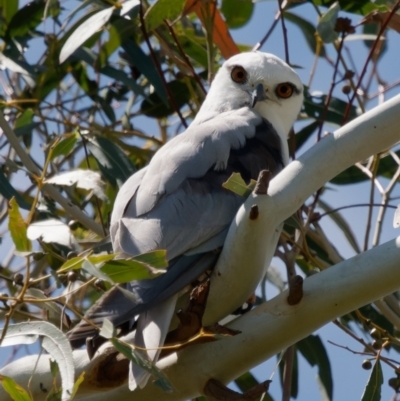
left=231, top=66, right=247, bottom=84
left=275, top=83, right=294, bottom=99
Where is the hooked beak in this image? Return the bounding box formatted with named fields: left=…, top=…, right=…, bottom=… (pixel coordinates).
left=251, top=83, right=268, bottom=108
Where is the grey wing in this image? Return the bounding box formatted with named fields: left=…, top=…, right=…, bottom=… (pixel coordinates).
left=67, top=108, right=283, bottom=346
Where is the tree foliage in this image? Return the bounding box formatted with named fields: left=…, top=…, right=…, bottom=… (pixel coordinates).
left=1, top=0, right=400, bottom=400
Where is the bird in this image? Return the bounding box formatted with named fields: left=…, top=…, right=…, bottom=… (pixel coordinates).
left=67, top=51, right=303, bottom=390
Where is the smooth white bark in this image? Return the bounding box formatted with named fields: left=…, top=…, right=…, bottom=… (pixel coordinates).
left=1, top=94, right=400, bottom=401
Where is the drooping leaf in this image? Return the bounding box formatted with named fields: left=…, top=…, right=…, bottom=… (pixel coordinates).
left=100, top=258, right=165, bottom=283
left=317, top=2, right=340, bottom=43
left=141, top=79, right=191, bottom=118
left=222, top=173, right=256, bottom=197
left=27, top=219, right=76, bottom=248
left=82, top=259, right=115, bottom=284
left=122, top=40, right=168, bottom=104
left=331, top=150, right=400, bottom=184
left=0, top=322, right=74, bottom=401
left=0, top=54, right=36, bottom=87
left=303, top=89, right=359, bottom=125
left=144, top=0, right=186, bottom=31
left=0, top=375, right=32, bottom=401
left=8, top=197, right=31, bottom=252
left=50, top=136, right=78, bottom=160
left=110, top=338, right=173, bottom=392
left=6, top=0, right=45, bottom=38
left=295, top=120, right=320, bottom=151
left=0, top=0, right=18, bottom=27
left=221, top=0, right=254, bottom=29
left=87, top=136, right=136, bottom=187
left=284, top=12, right=326, bottom=57
left=59, top=6, right=115, bottom=63
left=133, top=250, right=168, bottom=269
left=297, top=335, right=333, bottom=400
left=0, top=169, right=31, bottom=210
left=360, top=359, right=383, bottom=401
left=234, top=371, right=259, bottom=393
left=70, top=372, right=85, bottom=401
left=45, top=169, right=107, bottom=201
left=58, top=253, right=116, bottom=273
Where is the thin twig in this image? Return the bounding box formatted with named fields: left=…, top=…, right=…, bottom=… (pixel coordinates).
left=138, top=1, right=188, bottom=128
left=277, top=0, right=289, bottom=64
left=343, top=0, right=400, bottom=123
left=164, top=21, right=207, bottom=95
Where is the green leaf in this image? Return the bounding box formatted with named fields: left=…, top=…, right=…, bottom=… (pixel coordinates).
left=70, top=372, right=85, bottom=401
left=82, top=259, right=115, bottom=284
left=361, top=359, right=383, bottom=401
left=14, top=109, right=39, bottom=137
left=0, top=0, right=18, bottom=25
left=100, top=65, right=146, bottom=97
left=58, top=253, right=116, bottom=273
left=222, top=173, right=256, bottom=197
left=331, top=150, right=400, bottom=184
left=234, top=371, right=259, bottom=393
left=100, top=258, right=165, bottom=283
left=284, top=12, right=326, bottom=57
left=297, top=335, right=333, bottom=400
left=59, top=6, right=115, bottom=63
left=6, top=0, right=45, bottom=38
left=87, top=136, right=136, bottom=187
left=221, top=0, right=254, bottom=29
left=8, top=197, right=31, bottom=252
left=317, top=2, right=340, bottom=43
left=51, top=136, right=78, bottom=160
left=0, top=169, right=31, bottom=210
left=133, top=250, right=168, bottom=269
left=0, top=375, right=32, bottom=401
left=49, top=359, right=59, bottom=378
left=110, top=338, right=173, bottom=392
left=0, top=322, right=75, bottom=401
left=45, top=388, right=62, bottom=401
left=144, top=0, right=186, bottom=31
left=295, top=120, right=320, bottom=151
left=122, top=40, right=168, bottom=104
left=141, top=79, right=190, bottom=118
left=303, top=88, right=359, bottom=125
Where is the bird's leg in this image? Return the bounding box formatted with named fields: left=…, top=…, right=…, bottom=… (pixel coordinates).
left=161, top=278, right=240, bottom=358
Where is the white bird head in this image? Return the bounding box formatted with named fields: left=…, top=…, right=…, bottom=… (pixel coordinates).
left=197, top=51, right=303, bottom=144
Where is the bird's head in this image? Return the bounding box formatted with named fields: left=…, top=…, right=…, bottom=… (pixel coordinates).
left=198, top=51, right=303, bottom=140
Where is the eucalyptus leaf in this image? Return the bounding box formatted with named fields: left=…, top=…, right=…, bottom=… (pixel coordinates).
left=222, top=173, right=256, bottom=197
left=8, top=197, right=31, bottom=252
left=360, top=359, right=383, bottom=401
left=27, top=219, right=76, bottom=248
left=317, top=2, right=340, bottom=43
left=144, top=0, right=186, bottom=31
left=0, top=322, right=74, bottom=401
left=0, top=375, right=32, bottom=401
left=0, top=169, right=31, bottom=210
left=59, top=6, right=115, bottom=63
left=110, top=338, right=173, bottom=392
left=45, top=169, right=107, bottom=201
